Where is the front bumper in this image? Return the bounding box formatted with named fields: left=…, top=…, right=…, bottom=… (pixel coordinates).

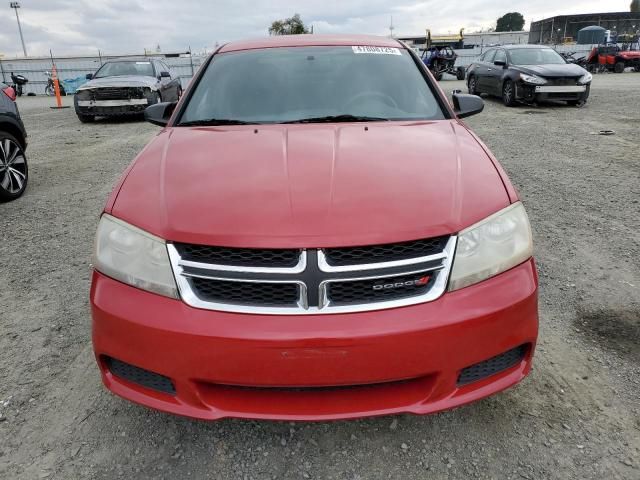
left=517, top=82, right=590, bottom=103
left=91, top=258, right=538, bottom=421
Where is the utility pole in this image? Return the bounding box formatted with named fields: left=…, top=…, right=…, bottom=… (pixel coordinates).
left=10, top=2, right=28, bottom=57
left=389, top=16, right=395, bottom=38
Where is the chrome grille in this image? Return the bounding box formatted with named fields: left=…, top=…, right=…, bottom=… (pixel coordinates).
left=93, top=87, right=144, bottom=100
left=327, top=271, right=434, bottom=305
left=168, top=236, right=456, bottom=315
left=322, top=236, right=448, bottom=266
left=174, top=243, right=300, bottom=268
left=190, top=277, right=300, bottom=306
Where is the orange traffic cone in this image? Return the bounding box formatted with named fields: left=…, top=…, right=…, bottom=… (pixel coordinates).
left=50, top=65, right=70, bottom=110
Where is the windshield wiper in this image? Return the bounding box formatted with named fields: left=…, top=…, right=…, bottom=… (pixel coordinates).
left=178, top=118, right=255, bottom=126
left=283, top=114, right=390, bottom=124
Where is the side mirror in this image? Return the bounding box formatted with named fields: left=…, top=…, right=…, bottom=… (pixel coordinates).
left=144, top=101, right=177, bottom=127
left=86, top=73, right=93, bottom=80
left=160, top=71, right=170, bottom=78
left=494, top=60, right=507, bottom=67
left=452, top=93, right=484, bottom=119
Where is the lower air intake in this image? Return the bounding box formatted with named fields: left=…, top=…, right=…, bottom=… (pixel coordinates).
left=105, top=357, right=175, bottom=395
left=457, top=345, right=528, bottom=386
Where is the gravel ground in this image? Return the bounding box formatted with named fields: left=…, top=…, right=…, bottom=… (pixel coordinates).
left=1, top=74, right=639, bottom=480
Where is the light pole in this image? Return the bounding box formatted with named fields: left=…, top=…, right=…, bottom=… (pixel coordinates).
left=10, top=2, right=28, bottom=57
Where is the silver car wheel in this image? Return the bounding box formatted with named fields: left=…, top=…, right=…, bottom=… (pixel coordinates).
left=0, top=138, right=27, bottom=194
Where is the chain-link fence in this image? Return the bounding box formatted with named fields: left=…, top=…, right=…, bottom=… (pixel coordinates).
left=0, top=53, right=207, bottom=95
left=453, top=44, right=595, bottom=67
left=0, top=44, right=600, bottom=95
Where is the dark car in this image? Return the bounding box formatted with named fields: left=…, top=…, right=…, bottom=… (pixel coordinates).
left=0, top=82, right=28, bottom=202
left=74, top=57, right=182, bottom=122
left=466, top=45, right=592, bottom=107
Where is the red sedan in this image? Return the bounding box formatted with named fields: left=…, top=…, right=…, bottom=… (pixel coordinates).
left=91, top=35, right=538, bottom=420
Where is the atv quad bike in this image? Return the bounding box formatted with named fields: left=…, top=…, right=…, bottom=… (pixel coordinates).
left=422, top=46, right=466, bottom=81
left=585, top=43, right=640, bottom=73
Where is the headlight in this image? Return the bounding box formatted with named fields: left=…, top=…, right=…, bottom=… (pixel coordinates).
left=93, top=214, right=178, bottom=298
left=519, top=73, right=547, bottom=85
left=448, top=202, right=533, bottom=291
left=578, top=72, right=592, bottom=85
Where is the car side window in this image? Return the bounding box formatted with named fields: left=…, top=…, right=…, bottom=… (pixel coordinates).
left=494, top=50, right=507, bottom=64
left=483, top=50, right=496, bottom=63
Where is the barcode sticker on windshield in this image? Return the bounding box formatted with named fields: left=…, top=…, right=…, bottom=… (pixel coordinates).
left=352, top=46, right=401, bottom=55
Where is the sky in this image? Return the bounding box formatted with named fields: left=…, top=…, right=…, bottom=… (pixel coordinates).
left=0, top=0, right=633, bottom=58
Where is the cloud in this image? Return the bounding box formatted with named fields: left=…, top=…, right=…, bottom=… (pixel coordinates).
left=0, top=0, right=632, bottom=58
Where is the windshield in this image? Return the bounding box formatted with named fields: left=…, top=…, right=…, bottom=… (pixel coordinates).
left=508, top=48, right=566, bottom=65
left=179, top=46, right=445, bottom=125
left=95, top=61, right=155, bottom=78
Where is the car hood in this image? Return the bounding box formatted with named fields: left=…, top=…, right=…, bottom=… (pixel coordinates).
left=110, top=121, right=511, bottom=248
left=77, top=75, right=158, bottom=91
left=513, top=63, right=587, bottom=78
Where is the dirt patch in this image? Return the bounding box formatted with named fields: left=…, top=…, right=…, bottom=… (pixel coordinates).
left=575, top=305, right=640, bottom=362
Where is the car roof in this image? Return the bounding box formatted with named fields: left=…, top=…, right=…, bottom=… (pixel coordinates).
left=499, top=45, right=555, bottom=50
left=219, top=34, right=403, bottom=53
left=105, top=57, right=155, bottom=63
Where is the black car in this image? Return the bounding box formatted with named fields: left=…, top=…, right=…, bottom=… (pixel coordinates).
left=74, top=57, right=182, bottom=122
left=466, top=45, right=592, bottom=107
left=0, top=82, right=28, bottom=202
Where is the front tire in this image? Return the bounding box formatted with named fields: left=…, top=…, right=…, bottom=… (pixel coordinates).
left=0, top=132, right=28, bottom=202
left=468, top=75, right=479, bottom=95
left=77, top=113, right=95, bottom=123
left=502, top=80, right=517, bottom=107
left=614, top=62, right=625, bottom=73
left=456, top=67, right=466, bottom=81
left=45, top=85, right=54, bottom=96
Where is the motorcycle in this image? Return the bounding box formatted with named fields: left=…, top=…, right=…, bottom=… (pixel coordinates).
left=10, top=72, right=28, bottom=97
left=45, top=71, right=67, bottom=96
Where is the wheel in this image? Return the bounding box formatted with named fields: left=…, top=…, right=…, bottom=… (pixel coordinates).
left=502, top=80, right=517, bottom=107
left=456, top=67, right=466, bottom=81
left=77, top=113, right=95, bottom=123
left=45, top=85, right=54, bottom=96
left=177, top=86, right=183, bottom=99
left=634, top=66, right=640, bottom=72
left=468, top=75, right=479, bottom=95
left=614, top=62, right=625, bottom=73
left=0, top=132, right=28, bottom=202
left=433, top=70, right=443, bottom=81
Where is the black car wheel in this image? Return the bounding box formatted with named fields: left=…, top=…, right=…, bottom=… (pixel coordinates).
left=502, top=80, right=517, bottom=107
left=77, top=113, right=95, bottom=123
left=0, top=132, right=28, bottom=202
left=567, top=99, right=586, bottom=107
left=468, top=76, right=479, bottom=95
left=614, top=62, right=625, bottom=73
left=456, top=67, right=466, bottom=81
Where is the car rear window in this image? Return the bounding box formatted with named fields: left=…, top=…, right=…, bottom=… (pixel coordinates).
left=179, top=46, right=445, bottom=124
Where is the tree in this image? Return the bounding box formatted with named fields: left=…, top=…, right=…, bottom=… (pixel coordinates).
left=632, top=0, right=640, bottom=13
left=269, top=14, right=309, bottom=35
left=496, top=12, right=525, bottom=32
